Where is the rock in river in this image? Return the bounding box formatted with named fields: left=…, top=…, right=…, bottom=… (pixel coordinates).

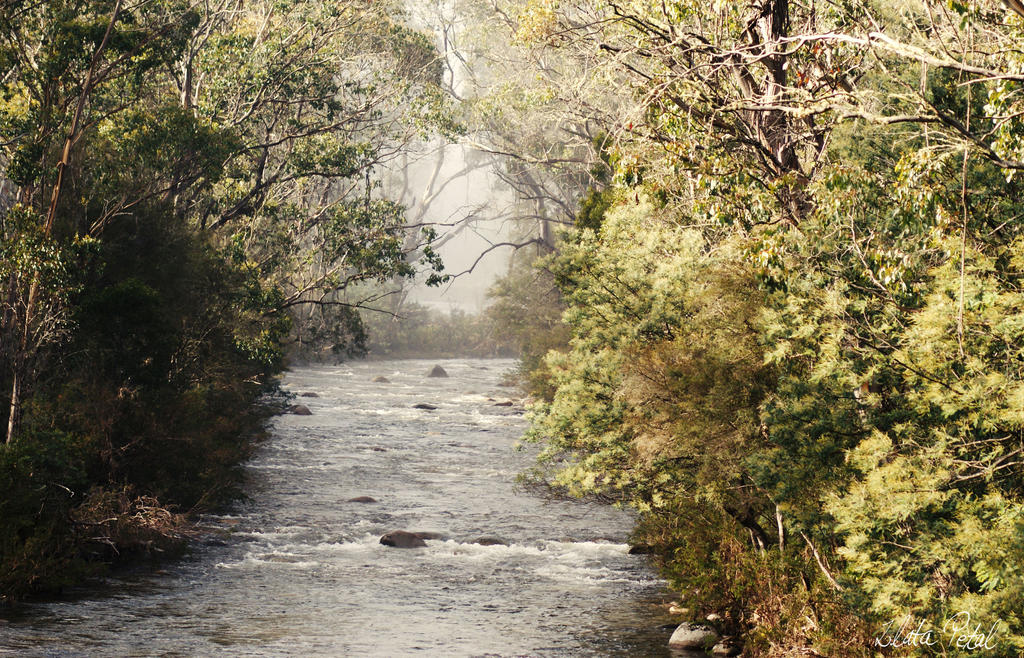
left=668, top=623, right=719, bottom=650
left=413, top=403, right=438, bottom=410
left=471, top=536, right=509, bottom=546
left=287, top=404, right=312, bottom=415
left=347, top=496, right=377, bottom=503
left=493, top=401, right=514, bottom=407
left=299, top=392, right=319, bottom=398
left=372, top=376, right=390, bottom=383
left=427, top=365, right=448, bottom=378
left=380, top=530, right=427, bottom=548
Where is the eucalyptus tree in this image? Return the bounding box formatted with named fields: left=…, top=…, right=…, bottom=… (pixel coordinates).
left=172, top=0, right=455, bottom=354
left=0, top=0, right=204, bottom=443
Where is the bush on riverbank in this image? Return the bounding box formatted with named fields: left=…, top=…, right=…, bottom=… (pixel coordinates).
left=526, top=181, right=1024, bottom=655
left=486, top=251, right=570, bottom=400
left=0, top=212, right=278, bottom=603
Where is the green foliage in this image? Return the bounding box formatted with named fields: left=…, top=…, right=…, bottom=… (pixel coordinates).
left=632, top=501, right=875, bottom=656
left=0, top=0, right=454, bottom=603
left=504, top=2, right=1024, bottom=651
left=0, top=430, right=95, bottom=603
left=487, top=249, right=570, bottom=399
left=575, top=186, right=614, bottom=232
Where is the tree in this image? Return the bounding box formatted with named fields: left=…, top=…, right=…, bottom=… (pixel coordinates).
left=1, top=0, right=202, bottom=443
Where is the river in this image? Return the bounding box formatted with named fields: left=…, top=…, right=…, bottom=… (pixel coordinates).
left=0, top=358, right=688, bottom=656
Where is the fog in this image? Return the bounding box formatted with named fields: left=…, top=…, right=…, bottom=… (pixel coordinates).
left=384, top=141, right=523, bottom=313
left=381, top=0, right=527, bottom=314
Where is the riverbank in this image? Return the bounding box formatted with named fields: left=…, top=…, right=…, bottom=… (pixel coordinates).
left=0, top=381, right=278, bottom=606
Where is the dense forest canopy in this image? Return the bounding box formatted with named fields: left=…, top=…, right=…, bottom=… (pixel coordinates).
left=4, top=0, right=1024, bottom=655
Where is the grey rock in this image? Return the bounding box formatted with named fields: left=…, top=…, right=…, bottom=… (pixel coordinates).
left=427, top=365, right=448, bottom=378
left=712, top=641, right=742, bottom=656
left=373, top=376, right=391, bottom=383
left=493, top=401, right=514, bottom=407
left=347, top=496, right=377, bottom=503
left=380, top=530, right=427, bottom=548
left=413, top=403, right=438, bottom=410
left=287, top=404, right=312, bottom=415
left=668, top=623, right=719, bottom=650
left=472, top=536, right=509, bottom=546
left=411, top=531, right=448, bottom=540
left=299, top=392, right=319, bottom=398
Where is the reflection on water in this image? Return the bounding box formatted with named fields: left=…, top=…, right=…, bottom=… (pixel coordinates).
left=0, top=359, right=690, bottom=657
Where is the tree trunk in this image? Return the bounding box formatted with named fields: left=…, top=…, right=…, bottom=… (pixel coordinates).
left=724, top=502, right=771, bottom=553
left=5, top=365, right=20, bottom=445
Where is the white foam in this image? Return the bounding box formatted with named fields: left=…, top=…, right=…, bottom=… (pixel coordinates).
left=534, top=562, right=639, bottom=584
left=214, top=553, right=322, bottom=570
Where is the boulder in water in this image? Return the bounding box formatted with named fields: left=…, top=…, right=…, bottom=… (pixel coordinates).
left=413, top=403, right=437, bottom=410
left=627, top=544, right=653, bottom=555
left=380, top=530, right=427, bottom=548
left=373, top=376, right=390, bottom=383
left=347, top=496, right=377, bottom=503
left=668, top=623, right=719, bottom=650
left=299, top=392, right=319, bottom=398
left=427, top=365, right=448, bottom=378
left=287, top=404, right=312, bottom=415
left=411, top=531, right=448, bottom=540
left=493, top=401, right=514, bottom=407
left=471, top=536, right=509, bottom=546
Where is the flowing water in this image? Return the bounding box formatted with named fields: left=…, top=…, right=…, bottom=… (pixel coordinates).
left=0, top=359, right=690, bottom=657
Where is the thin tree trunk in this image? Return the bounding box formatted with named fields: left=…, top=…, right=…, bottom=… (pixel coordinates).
left=801, top=531, right=844, bottom=592
left=5, top=368, right=19, bottom=445
left=5, top=276, right=34, bottom=445
left=775, top=504, right=785, bottom=551
left=44, top=0, right=123, bottom=232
